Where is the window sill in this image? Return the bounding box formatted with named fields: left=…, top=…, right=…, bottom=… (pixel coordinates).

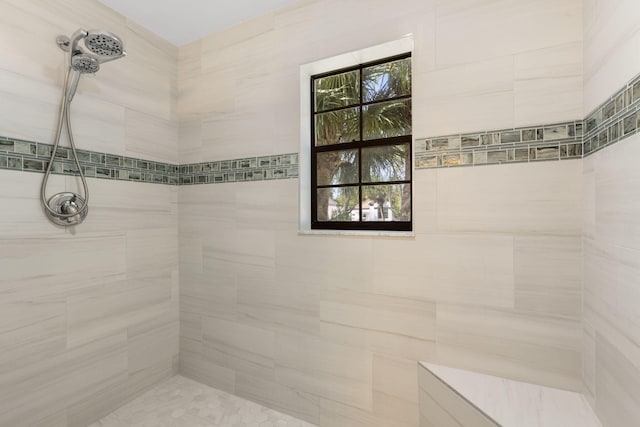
left=298, top=229, right=415, bottom=239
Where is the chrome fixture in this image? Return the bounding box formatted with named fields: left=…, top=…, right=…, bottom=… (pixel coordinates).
left=42, top=29, right=126, bottom=226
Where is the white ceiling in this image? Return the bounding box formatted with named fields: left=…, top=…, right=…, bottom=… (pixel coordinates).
left=97, top=0, right=303, bottom=46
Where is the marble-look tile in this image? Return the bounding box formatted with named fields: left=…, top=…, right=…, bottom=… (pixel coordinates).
left=179, top=270, right=237, bottom=321
left=126, top=228, right=178, bottom=275
left=366, top=329, right=438, bottom=364
left=320, top=290, right=436, bottom=341
left=177, top=118, right=203, bottom=164
left=582, top=154, right=597, bottom=239
left=235, top=373, right=320, bottom=425
left=436, top=160, right=582, bottom=235
left=592, top=135, right=640, bottom=249
left=202, top=317, right=276, bottom=381
left=317, top=397, right=416, bottom=427
left=89, top=375, right=315, bottom=427
left=71, top=179, right=178, bottom=233
left=372, top=355, right=420, bottom=426
left=0, top=72, right=63, bottom=144
left=436, top=304, right=583, bottom=391
left=413, top=87, right=515, bottom=138
left=435, top=0, right=582, bottom=67
left=0, top=170, right=66, bottom=236
left=275, top=330, right=373, bottom=411
left=420, top=363, right=602, bottom=427
left=67, top=358, right=173, bottom=427
left=66, top=275, right=173, bottom=348
left=238, top=279, right=321, bottom=335
left=125, top=109, right=179, bottom=164
left=0, top=232, right=127, bottom=295
left=366, top=237, right=431, bottom=301
left=410, top=170, right=439, bottom=235
left=581, top=316, right=596, bottom=405
left=180, top=336, right=236, bottom=395
left=0, top=333, right=129, bottom=426
left=593, top=333, right=640, bottom=427
left=582, top=134, right=640, bottom=427
left=514, top=236, right=582, bottom=319
left=419, top=364, right=499, bottom=427
left=178, top=40, right=202, bottom=82
left=584, top=238, right=640, bottom=348
left=127, top=312, right=179, bottom=375
left=419, top=56, right=514, bottom=100
left=62, top=93, right=127, bottom=155
left=514, top=42, right=583, bottom=126
left=423, top=234, right=515, bottom=308
left=583, top=0, right=640, bottom=112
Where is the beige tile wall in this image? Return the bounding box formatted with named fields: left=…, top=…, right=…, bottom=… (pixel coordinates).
left=177, top=0, right=584, bottom=425
left=583, top=1, right=640, bottom=426
left=0, top=0, right=603, bottom=426
left=582, top=137, right=640, bottom=426
left=0, top=0, right=179, bottom=426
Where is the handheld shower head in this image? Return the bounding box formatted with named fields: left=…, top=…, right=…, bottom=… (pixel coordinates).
left=71, top=54, right=100, bottom=74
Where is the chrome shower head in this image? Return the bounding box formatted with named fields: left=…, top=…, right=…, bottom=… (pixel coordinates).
left=71, top=54, right=100, bottom=74
left=84, top=30, right=125, bottom=58
left=57, top=28, right=127, bottom=68
left=57, top=28, right=126, bottom=102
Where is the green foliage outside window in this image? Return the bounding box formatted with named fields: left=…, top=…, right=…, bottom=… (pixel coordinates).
left=312, top=54, right=412, bottom=230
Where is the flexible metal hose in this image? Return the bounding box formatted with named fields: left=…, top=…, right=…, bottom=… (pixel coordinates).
left=40, top=66, right=90, bottom=219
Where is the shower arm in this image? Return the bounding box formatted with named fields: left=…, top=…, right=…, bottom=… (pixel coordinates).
left=68, top=29, right=88, bottom=55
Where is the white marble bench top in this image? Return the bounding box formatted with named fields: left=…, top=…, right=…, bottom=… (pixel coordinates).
left=420, top=362, right=603, bottom=427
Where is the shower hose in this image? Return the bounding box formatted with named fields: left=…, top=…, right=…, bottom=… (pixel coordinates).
left=40, top=66, right=90, bottom=220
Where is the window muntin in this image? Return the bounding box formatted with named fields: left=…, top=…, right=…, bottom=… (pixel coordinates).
left=311, top=53, right=412, bottom=231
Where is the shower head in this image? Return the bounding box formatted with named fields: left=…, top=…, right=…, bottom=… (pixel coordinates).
left=57, top=28, right=127, bottom=68
left=71, top=54, right=100, bottom=74
left=57, top=28, right=126, bottom=102
left=84, top=30, right=125, bottom=58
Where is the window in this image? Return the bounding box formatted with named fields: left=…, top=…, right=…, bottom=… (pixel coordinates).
left=311, top=53, right=412, bottom=231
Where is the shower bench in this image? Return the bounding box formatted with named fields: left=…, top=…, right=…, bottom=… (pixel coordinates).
left=418, top=362, right=603, bottom=427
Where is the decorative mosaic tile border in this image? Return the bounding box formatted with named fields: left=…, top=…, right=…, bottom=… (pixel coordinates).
left=414, top=72, right=640, bottom=169
left=0, top=136, right=298, bottom=186
left=179, top=154, right=298, bottom=185
left=0, top=137, right=180, bottom=184
left=583, top=72, right=640, bottom=155
left=415, top=121, right=584, bottom=169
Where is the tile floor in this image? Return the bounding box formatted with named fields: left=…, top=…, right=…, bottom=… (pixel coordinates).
left=88, top=375, right=317, bottom=427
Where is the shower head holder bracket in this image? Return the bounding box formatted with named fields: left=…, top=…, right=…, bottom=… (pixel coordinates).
left=56, top=35, right=71, bottom=52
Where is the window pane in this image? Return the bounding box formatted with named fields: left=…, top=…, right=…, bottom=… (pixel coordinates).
left=363, top=57, right=411, bottom=103
left=363, top=99, right=411, bottom=140
left=317, top=149, right=359, bottom=186
left=317, top=187, right=359, bottom=222
left=315, top=107, right=360, bottom=146
left=362, top=144, right=410, bottom=183
left=361, top=184, right=411, bottom=222
left=314, top=70, right=360, bottom=112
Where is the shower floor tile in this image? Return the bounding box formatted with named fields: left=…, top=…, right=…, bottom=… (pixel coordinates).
left=88, top=375, right=316, bottom=427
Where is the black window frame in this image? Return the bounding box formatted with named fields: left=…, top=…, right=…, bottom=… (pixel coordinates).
left=310, top=52, right=412, bottom=232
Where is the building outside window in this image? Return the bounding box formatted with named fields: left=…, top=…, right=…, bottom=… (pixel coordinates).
left=310, top=53, right=412, bottom=231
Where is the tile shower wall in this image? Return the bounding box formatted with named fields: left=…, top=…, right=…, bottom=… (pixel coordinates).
left=0, top=1, right=179, bottom=426
left=178, top=1, right=583, bottom=426
left=582, top=0, right=640, bottom=426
